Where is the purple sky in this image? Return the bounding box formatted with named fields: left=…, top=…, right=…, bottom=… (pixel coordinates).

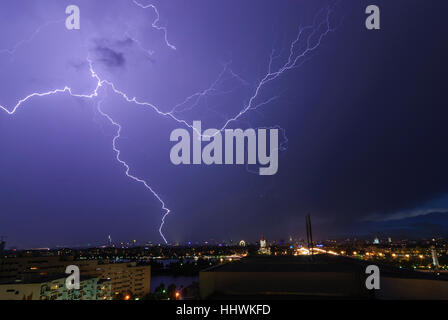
left=0, top=0, right=447, bottom=248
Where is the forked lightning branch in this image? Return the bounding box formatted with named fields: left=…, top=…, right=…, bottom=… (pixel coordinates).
left=0, top=2, right=336, bottom=243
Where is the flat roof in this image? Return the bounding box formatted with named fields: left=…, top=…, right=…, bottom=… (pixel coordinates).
left=203, top=255, right=362, bottom=272
left=202, top=254, right=448, bottom=281
left=0, top=273, right=97, bottom=285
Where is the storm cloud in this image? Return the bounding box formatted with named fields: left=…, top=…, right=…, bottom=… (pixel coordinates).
left=93, top=45, right=125, bottom=68
left=0, top=0, right=446, bottom=248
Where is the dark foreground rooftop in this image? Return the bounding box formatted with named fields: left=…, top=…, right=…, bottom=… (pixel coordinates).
left=203, top=254, right=448, bottom=281
left=200, top=254, right=448, bottom=299
left=0, top=273, right=96, bottom=285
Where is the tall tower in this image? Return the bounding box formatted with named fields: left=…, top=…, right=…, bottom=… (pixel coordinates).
left=305, top=214, right=313, bottom=255
left=258, top=235, right=270, bottom=255
left=260, top=234, right=266, bottom=249
left=0, top=236, right=5, bottom=257
left=432, top=248, right=440, bottom=273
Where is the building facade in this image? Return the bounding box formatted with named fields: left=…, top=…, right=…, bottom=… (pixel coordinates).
left=99, top=262, right=150, bottom=298
left=0, top=275, right=111, bottom=300
left=0, top=256, right=150, bottom=299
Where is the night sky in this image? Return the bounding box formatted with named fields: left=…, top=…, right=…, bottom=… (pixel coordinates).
left=0, top=0, right=446, bottom=248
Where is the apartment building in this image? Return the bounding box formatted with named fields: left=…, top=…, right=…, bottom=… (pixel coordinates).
left=99, top=262, right=150, bottom=298
left=0, top=274, right=111, bottom=300
left=0, top=256, right=150, bottom=299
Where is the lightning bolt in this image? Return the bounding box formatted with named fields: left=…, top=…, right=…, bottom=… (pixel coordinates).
left=0, top=2, right=336, bottom=244
left=96, top=98, right=171, bottom=244
left=217, top=6, right=335, bottom=132
left=170, top=61, right=250, bottom=116
left=125, top=30, right=155, bottom=57
left=132, top=0, right=177, bottom=51
left=0, top=19, right=64, bottom=56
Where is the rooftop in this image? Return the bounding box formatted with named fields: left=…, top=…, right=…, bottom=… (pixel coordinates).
left=202, top=254, right=448, bottom=281
left=0, top=273, right=97, bottom=285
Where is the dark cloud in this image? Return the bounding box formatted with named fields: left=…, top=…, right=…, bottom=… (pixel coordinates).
left=94, top=45, right=125, bottom=68
left=115, top=37, right=134, bottom=48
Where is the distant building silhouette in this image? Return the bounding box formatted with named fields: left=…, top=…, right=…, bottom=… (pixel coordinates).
left=258, top=235, right=271, bottom=255
left=0, top=237, right=5, bottom=257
